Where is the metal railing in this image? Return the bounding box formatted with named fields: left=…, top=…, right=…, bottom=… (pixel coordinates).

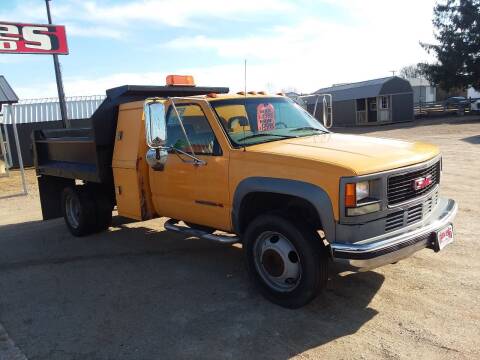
left=0, top=123, right=10, bottom=177
left=0, top=108, right=27, bottom=198
left=298, top=93, right=333, bottom=128
left=0, top=115, right=13, bottom=170
left=414, top=97, right=480, bottom=117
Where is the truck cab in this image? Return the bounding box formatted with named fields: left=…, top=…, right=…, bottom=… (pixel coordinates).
left=34, top=76, right=457, bottom=308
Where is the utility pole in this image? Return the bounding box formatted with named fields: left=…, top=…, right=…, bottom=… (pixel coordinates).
left=45, top=0, right=69, bottom=128
left=390, top=70, right=396, bottom=77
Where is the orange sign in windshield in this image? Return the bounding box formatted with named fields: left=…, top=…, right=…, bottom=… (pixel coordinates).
left=257, top=103, right=275, bottom=131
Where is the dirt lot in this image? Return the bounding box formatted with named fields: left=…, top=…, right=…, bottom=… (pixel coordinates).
left=0, top=116, right=479, bottom=360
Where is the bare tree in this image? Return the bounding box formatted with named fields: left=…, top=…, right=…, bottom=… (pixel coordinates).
left=281, top=86, right=300, bottom=94
left=399, top=64, right=425, bottom=79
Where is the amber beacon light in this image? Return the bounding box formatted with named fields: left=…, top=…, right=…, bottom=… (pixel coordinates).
left=166, top=75, right=196, bottom=86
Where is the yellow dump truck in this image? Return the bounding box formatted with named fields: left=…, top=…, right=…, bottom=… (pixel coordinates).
left=33, top=76, right=457, bottom=308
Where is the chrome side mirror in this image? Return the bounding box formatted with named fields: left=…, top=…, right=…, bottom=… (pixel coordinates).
left=145, top=100, right=167, bottom=147
left=144, top=100, right=168, bottom=170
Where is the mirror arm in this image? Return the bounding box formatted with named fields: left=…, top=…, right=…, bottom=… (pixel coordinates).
left=169, top=146, right=207, bottom=166
left=170, top=99, right=198, bottom=159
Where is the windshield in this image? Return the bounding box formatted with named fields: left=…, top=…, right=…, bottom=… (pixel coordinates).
left=210, top=97, right=328, bottom=147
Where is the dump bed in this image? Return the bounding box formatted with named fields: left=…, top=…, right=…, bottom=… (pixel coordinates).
left=33, top=84, right=228, bottom=220
left=33, top=84, right=229, bottom=184
left=33, top=126, right=111, bottom=182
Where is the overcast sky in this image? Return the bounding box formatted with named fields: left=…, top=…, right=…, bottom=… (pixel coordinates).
left=1, top=0, right=437, bottom=99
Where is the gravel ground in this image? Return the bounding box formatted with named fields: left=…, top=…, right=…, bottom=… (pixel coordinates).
left=0, top=116, right=479, bottom=360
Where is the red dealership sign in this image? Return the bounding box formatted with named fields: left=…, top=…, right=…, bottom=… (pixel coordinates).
left=0, top=21, right=68, bottom=54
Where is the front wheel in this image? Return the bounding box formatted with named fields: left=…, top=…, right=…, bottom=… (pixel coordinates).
left=244, top=214, right=328, bottom=308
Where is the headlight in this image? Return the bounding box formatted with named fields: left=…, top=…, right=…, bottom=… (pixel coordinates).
left=344, top=180, right=380, bottom=216
left=356, top=181, right=369, bottom=202
left=345, top=181, right=370, bottom=207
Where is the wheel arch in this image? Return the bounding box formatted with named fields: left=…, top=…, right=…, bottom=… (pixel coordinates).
left=232, top=177, right=336, bottom=241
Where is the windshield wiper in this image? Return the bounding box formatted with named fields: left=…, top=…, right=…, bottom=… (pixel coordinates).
left=290, top=127, right=328, bottom=133
left=238, top=133, right=298, bottom=142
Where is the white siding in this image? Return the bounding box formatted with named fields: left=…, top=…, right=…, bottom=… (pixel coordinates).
left=0, top=95, right=105, bottom=124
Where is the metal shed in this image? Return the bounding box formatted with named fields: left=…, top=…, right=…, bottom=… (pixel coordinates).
left=306, top=76, right=414, bottom=126
left=0, top=75, right=19, bottom=106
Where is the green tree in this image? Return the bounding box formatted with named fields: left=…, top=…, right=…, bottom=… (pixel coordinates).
left=420, top=0, right=480, bottom=91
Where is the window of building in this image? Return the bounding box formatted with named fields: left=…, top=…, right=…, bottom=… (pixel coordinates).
left=380, top=96, right=389, bottom=109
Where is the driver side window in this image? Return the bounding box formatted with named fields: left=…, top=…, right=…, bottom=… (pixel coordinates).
left=166, top=104, right=221, bottom=155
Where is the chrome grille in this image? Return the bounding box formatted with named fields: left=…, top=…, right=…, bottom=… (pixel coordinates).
left=407, top=204, right=423, bottom=223
left=387, top=161, right=440, bottom=205
left=423, top=191, right=439, bottom=216
left=385, top=211, right=404, bottom=232
left=384, top=191, right=438, bottom=233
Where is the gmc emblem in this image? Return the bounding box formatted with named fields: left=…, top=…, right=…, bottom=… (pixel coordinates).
left=413, top=174, right=433, bottom=191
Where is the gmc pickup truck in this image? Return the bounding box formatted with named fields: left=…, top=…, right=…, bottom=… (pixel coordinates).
left=33, top=75, right=457, bottom=308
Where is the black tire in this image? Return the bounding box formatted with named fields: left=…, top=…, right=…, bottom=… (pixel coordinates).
left=92, top=190, right=113, bottom=232
left=244, top=214, right=328, bottom=309
left=61, top=186, right=97, bottom=237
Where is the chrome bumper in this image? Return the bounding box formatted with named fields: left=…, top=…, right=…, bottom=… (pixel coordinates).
left=330, top=198, right=458, bottom=271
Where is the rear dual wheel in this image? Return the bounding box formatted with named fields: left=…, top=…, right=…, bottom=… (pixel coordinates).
left=244, top=214, right=328, bottom=309
left=62, top=186, right=113, bottom=237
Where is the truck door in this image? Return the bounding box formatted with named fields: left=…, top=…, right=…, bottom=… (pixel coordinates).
left=149, top=101, right=231, bottom=231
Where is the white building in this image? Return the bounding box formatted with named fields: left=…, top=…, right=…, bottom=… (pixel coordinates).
left=407, top=78, right=436, bottom=104
left=468, top=87, right=480, bottom=112
left=467, top=87, right=480, bottom=99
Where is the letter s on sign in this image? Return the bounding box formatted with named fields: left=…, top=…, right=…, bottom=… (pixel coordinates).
left=23, top=26, right=52, bottom=51
left=0, top=24, right=20, bottom=51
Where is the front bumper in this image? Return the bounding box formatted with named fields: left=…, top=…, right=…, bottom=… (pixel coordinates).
left=330, top=197, right=458, bottom=271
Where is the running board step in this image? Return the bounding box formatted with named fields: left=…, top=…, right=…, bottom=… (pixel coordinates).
left=164, top=219, right=239, bottom=244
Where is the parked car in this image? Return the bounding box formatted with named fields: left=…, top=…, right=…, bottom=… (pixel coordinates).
left=470, top=99, right=480, bottom=113
left=443, top=96, right=470, bottom=108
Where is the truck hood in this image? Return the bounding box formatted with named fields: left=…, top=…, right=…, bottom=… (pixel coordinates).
left=248, top=133, right=440, bottom=175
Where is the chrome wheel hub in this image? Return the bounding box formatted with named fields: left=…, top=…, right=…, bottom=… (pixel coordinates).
left=254, top=231, right=301, bottom=292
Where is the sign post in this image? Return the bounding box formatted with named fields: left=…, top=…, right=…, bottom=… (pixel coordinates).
left=45, top=0, right=69, bottom=128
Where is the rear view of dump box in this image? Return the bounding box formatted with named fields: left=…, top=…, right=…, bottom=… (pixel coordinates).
left=34, top=127, right=110, bottom=183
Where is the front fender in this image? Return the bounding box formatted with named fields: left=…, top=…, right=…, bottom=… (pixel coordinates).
left=232, top=177, right=336, bottom=241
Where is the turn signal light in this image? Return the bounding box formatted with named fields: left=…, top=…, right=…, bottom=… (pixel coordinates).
left=345, top=183, right=356, bottom=208
left=166, top=75, right=195, bottom=87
